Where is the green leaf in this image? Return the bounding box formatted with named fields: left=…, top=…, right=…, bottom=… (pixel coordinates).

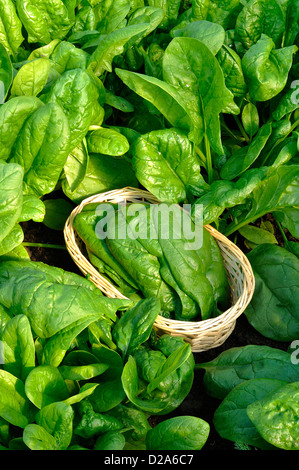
left=173, top=20, right=225, bottom=55
left=94, top=430, right=125, bottom=450
left=11, top=58, right=51, bottom=97
left=95, top=0, right=130, bottom=35
left=247, top=381, right=299, bottom=450
left=191, top=0, right=239, bottom=29
left=196, top=344, right=299, bottom=399
left=145, top=415, right=210, bottom=450
left=0, top=260, right=129, bottom=338
left=0, top=0, right=24, bottom=57
left=87, top=128, right=130, bottom=156
left=214, top=378, right=286, bottom=449
left=43, top=198, right=73, bottom=231
left=162, top=37, right=238, bottom=154
left=16, top=0, right=75, bottom=44
left=87, top=24, right=149, bottom=76
left=224, top=164, right=299, bottom=235
left=242, top=34, right=297, bottom=102
left=42, top=315, right=103, bottom=367
left=0, top=162, right=23, bottom=244
left=112, top=297, right=161, bottom=358
left=235, top=0, right=286, bottom=50
left=241, top=102, right=259, bottom=138
left=9, top=102, right=71, bottom=197
left=238, top=225, right=278, bottom=245
left=0, top=369, right=33, bottom=428
left=36, top=402, right=73, bottom=450
left=132, top=128, right=206, bottom=203
left=0, top=42, right=12, bottom=103
left=47, top=69, right=105, bottom=151
left=1, top=315, right=35, bottom=381
left=115, top=68, right=193, bottom=136
left=216, top=45, right=247, bottom=98
left=62, top=153, right=138, bottom=204
left=220, top=122, right=272, bottom=180
left=274, top=207, right=299, bottom=238
left=127, top=6, right=165, bottom=45
left=23, top=424, right=58, bottom=450
left=0, top=96, right=44, bottom=161
left=25, top=365, right=69, bottom=409
left=147, top=343, right=191, bottom=394
left=63, top=141, right=89, bottom=193
left=0, top=224, right=24, bottom=257
left=246, top=244, right=299, bottom=341
left=49, top=40, right=89, bottom=74
left=18, top=195, right=45, bottom=223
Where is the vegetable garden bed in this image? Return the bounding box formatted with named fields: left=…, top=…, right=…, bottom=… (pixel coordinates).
left=0, top=0, right=299, bottom=452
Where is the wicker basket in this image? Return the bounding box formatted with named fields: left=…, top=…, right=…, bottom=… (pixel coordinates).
left=64, top=187, right=255, bottom=352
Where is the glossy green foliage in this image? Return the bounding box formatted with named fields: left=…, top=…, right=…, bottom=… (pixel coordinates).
left=246, top=245, right=299, bottom=341
left=145, top=415, right=210, bottom=450
left=197, top=345, right=299, bottom=399
left=74, top=202, right=230, bottom=321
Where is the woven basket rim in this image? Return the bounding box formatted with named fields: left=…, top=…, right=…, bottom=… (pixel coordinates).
left=64, top=187, right=255, bottom=333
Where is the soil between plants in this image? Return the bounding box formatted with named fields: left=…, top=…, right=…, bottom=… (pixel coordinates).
left=21, top=218, right=290, bottom=451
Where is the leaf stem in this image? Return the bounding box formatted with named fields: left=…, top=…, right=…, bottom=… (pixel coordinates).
left=23, top=242, right=67, bottom=250
left=233, top=115, right=250, bottom=143
left=204, top=134, right=213, bottom=185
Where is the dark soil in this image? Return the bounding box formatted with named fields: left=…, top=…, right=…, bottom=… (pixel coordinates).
left=20, top=217, right=291, bottom=451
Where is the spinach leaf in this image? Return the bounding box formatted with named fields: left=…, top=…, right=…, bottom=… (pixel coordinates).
left=214, top=378, right=286, bottom=449
left=216, top=45, right=247, bottom=98
left=242, top=34, right=297, bottom=102
left=0, top=260, right=129, bottom=338
left=132, top=127, right=206, bottom=203
left=246, top=244, right=299, bottom=341
left=16, top=0, right=75, bottom=44
left=115, top=68, right=193, bottom=137
left=11, top=58, right=51, bottom=98
left=192, top=0, right=240, bottom=29
left=225, top=164, right=299, bottom=235
left=43, top=198, right=73, bottom=231
left=196, top=345, right=299, bottom=399
left=0, top=96, right=44, bottom=161
left=94, top=0, right=130, bottom=35
left=112, top=297, right=161, bottom=359
left=63, top=141, right=89, bottom=193
left=35, top=402, right=73, bottom=450
left=162, top=37, right=238, bottom=154
left=94, top=430, right=126, bottom=450
left=62, top=153, right=138, bottom=203
left=0, top=0, right=23, bottom=57
left=23, top=424, right=58, bottom=450
left=0, top=224, right=24, bottom=257
left=9, top=102, right=70, bottom=197
left=235, top=0, right=286, bottom=50
left=87, top=24, right=149, bottom=76
left=0, top=43, right=12, bottom=103
left=145, top=415, right=210, bottom=450
left=247, top=381, right=299, bottom=450
left=220, top=122, right=272, bottom=180
left=0, top=369, right=34, bottom=428
left=1, top=314, right=35, bottom=381
left=87, top=127, right=130, bottom=156
left=173, top=20, right=225, bottom=55
left=25, top=365, right=69, bottom=409
left=0, top=162, right=23, bottom=244
left=46, top=69, right=105, bottom=152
